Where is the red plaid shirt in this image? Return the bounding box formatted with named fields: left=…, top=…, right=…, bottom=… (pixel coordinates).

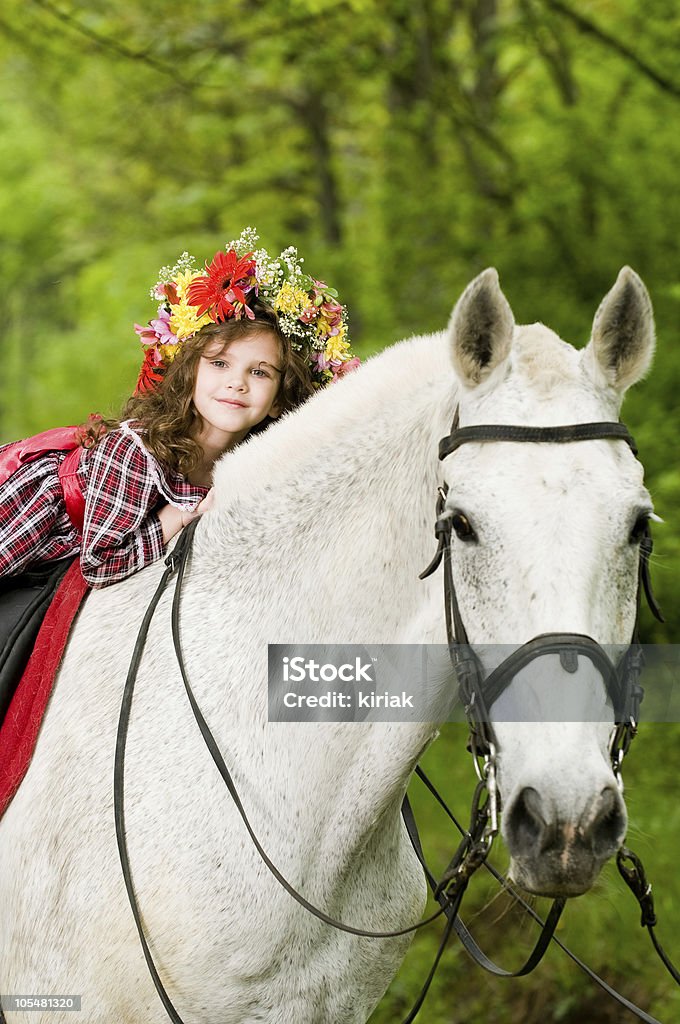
left=0, top=422, right=207, bottom=588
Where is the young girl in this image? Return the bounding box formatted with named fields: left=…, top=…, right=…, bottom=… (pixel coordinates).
left=0, top=228, right=359, bottom=589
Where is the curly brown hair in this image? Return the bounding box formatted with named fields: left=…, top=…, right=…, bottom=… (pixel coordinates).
left=82, top=304, right=314, bottom=476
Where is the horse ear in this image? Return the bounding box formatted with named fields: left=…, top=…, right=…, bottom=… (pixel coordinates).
left=449, top=268, right=514, bottom=386
left=582, top=267, right=655, bottom=393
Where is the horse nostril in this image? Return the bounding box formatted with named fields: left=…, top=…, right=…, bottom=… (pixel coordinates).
left=506, top=785, right=627, bottom=865
left=507, top=786, right=554, bottom=855
left=584, top=787, right=627, bottom=857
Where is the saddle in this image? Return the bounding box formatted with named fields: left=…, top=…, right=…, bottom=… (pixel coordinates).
left=0, top=559, right=89, bottom=818
left=0, top=558, right=76, bottom=725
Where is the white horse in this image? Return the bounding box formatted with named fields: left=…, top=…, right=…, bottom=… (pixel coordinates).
left=0, top=267, right=656, bottom=1023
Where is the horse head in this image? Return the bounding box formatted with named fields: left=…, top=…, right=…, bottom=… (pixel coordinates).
left=444, top=266, right=656, bottom=897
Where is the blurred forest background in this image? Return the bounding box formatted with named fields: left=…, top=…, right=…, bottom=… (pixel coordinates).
left=1, top=0, right=679, bottom=1021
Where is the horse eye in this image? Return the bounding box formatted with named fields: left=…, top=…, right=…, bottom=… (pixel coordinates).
left=451, top=512, right=476, bottom=542
left=629, top=513, right=650, bottom=544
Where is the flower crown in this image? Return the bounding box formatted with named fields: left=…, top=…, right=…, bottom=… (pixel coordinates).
left=134, top=227, right=360, bottom=393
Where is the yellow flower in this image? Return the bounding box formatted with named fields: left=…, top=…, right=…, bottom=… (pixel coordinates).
left=274, top=281, right=309, bottom=317
left=174, top=269, right=198, bottom=302
left=323, top=326, right=350, bottom=362
left=159, top=342, right=180, bottom=364
left=169, top=298, right=213, bottom=341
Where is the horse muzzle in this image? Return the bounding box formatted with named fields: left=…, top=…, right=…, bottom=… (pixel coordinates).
left=454, top=634, right=637, bottom=898
left=503, top=782, right=627, bottom=897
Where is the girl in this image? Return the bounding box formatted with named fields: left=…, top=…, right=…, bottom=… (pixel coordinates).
left=0, top=228, right=359, bottom=589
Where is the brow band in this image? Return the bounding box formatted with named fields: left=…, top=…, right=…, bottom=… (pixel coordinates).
left=439, top=422, right=637, bottom=460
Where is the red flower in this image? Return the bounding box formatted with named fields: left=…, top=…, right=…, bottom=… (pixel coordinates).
left=135, top=348, right=166, bottom=394
left=187, top=249, right=257, bottom=322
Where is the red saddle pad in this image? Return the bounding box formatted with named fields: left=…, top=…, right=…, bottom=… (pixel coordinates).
left=0, top=560, right=89, bottom=819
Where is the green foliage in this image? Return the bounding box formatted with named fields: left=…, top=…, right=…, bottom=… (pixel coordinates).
left=0, top=4, right=679, bottom=1015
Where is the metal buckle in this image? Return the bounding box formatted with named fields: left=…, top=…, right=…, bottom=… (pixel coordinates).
left=609, top=716, right=638, bottom=791
left=483, top=745, right=499, bottom=839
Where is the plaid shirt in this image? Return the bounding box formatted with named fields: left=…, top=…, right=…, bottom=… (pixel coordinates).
left=0, top=422, right=207, bottom=588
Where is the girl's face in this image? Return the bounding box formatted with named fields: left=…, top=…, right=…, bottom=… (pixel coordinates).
left=192, top=331, right=283, bottom=453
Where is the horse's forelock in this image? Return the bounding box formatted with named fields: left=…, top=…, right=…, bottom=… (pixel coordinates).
left=510, top=323, right=581, bottom=395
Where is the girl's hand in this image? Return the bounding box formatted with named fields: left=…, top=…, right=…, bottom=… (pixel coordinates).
left=180, top=488, right=214, bottom=527
left=196, top=488, right=215, bottom=515
left=159, top=489, right=215, bottom=544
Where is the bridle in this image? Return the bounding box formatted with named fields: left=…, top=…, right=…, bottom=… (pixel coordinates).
left=406, top=410, right=673, bottom=1021
left=419, top=411, right=664, bottom=850
left=113, top=412, right=674, bottom=1024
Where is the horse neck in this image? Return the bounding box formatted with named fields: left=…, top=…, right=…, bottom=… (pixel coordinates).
left=185, top=336, right=459, bottom=841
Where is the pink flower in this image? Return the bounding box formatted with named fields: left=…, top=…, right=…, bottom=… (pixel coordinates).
left=322, top=299, right=343, bottom=321
left=134, top=308, right=179, bottom=349
left=134, top=323, right=158, bottom=345
left=331, top=356, right=361, bottom=380
left=311, top=351, right=331, bottom=372
left=309, top=351, right=361, bottom=383
left=300, top=304, right=318, bottom=324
